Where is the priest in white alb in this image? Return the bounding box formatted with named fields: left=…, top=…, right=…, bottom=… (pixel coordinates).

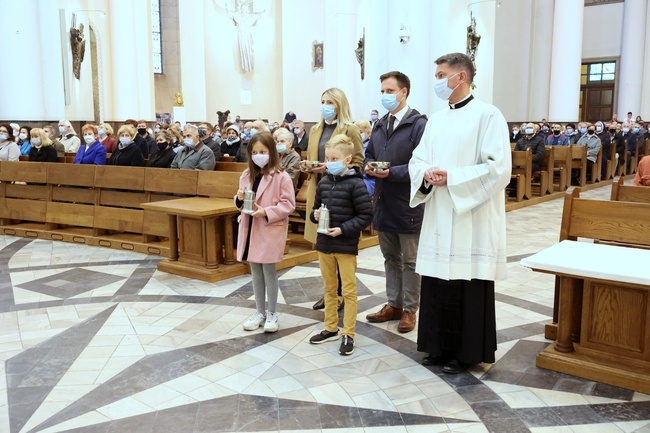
left=408, top=53, right=511, bottom=374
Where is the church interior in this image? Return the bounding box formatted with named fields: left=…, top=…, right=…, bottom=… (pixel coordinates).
left=1, top=0, right=650, bottom=432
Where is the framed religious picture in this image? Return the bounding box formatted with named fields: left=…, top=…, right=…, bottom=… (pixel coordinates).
left=312, top=41, right=323, bottom=71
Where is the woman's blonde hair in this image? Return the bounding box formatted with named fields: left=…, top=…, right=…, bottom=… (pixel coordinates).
left=320, top=88, right=353, bottom=126
left=100, top=123, right=114, bottom=136
left=354, top=120, right=371, bottom=135
left=30, top=128, right=52, bottom=147
left=117, top=124, right=136, bottom=137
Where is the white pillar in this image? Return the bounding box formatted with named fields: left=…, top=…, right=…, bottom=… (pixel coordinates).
left=178, top=0, right=207, bottom=122
left=617, top=0, right=647, bottom=120
left=468, top=0, right=497, bottom=104
left=642, top=4, right=650, bottom=119
left=362, top=0, right=389, bottom=117
left=527, top=0, right=554, bottom=121
left=38, top=1, right=66, bottom=120
left=548, top=0, right=583, bottom=122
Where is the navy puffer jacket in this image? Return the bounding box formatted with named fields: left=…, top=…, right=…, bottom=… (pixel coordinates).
left=310, top=167, right=373, bottom=255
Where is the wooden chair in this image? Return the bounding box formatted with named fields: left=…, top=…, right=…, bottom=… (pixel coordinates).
left=569, top=145, right=587, bottom=187
left=509, top=148, right=532, bottom=201
left=550, top=146, right=570, bottom=192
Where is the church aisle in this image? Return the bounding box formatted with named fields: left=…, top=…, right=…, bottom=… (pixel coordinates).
left=0, top=182, right=648, bottom=433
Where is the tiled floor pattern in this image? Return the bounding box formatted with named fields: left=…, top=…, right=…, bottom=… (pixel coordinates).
left=1, top=182, right=650, bottom=432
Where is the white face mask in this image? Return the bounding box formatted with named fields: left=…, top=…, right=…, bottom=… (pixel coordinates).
left=84, top=135, right=95, bottom=144
left=59, top=126, right=66, bottom=134
left=252, top=153, right=269, bottom=167
left=434, top=72, right=461, bottom=101
left=19, top=133, right=28, bottom=140
left=32, top=138, right=41, bottom=147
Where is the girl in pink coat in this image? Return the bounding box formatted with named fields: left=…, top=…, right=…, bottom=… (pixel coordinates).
left=235, top=132, right=296, bottom=332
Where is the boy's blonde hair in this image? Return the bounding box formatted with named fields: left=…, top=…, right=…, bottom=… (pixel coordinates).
left=325, top=134, right=354, bottom=156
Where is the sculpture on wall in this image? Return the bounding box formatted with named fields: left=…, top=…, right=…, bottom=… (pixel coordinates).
left=355, top=28, right=365, bottom=80
left=466, top=11, right=480, bottom=89
left=174, top=92, right=184, bottom=107
left=216, top=0, right=265, bottom=73
left=70, top=13, right=86, bottom=80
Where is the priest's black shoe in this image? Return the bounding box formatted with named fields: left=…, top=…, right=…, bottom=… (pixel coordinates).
left=442, top=359, right=463, bottom=374
left=421, top=355, right=444, bottom=366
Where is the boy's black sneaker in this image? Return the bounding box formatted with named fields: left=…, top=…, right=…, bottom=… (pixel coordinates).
left=339, top=335, right=354, bottom=355
left=309, top=330, right=340, bottom=344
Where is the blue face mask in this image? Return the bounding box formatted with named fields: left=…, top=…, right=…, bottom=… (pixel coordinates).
left=370, top=114, right=378, bottom=121
left=633, top=127, right=640, bottom=133
left=525, top=128, right=534, bottom=135
left=276, top=144, right=287, bottom=154
left=360, top=133, right=366, bottom=142
left=184, top=138, right=196, bottom=148
left=326, top=160, right=346, bottom=175
left=321, top=104, right=336, bottom=121
left=250, top=128, right=258, bottom=136
left=566, top=128, right=573, bottom=135
left=579, top=127, right=587, bottom=134
left=381, top=91, right=403, bottom=111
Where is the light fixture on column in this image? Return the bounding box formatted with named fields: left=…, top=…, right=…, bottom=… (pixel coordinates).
left=399, top=23, right=410, bottom=44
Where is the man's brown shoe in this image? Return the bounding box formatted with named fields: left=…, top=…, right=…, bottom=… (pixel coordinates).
left=366, top=304, right=403, bottom=323
left=397, top=311, right=416, bottom=333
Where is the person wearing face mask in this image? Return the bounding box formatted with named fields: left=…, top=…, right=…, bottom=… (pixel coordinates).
left=576, top=124, right=601, bottom=180
left=515, top=123, right=545, bottom=171
left=536, top=122, right=550, bottom=141
left=221, top=124, right=243, bottom=159
left=273, top=128, right=301, bottom=189
left=17, top=126, right=32, bottom=156
left=136, top=120, right=157, bottom=157
left=510, top=126, right=522, bottom=143
left=106, top=125, right=145, bottom=166
left=546, top=123, right=569, bottom=146
left=621, top=123, right=638, bottom=170
left=369, top=109, right=379, bottom=128
left=170, top=124, right=216, bottom=170
left=409, top=53, right=511, bottom=374
left=0, top=124, right=20, bottom=161
left=28, top=128, right=58, bottom=162
left=565, top=123, right=579, bottom=144
left=364, top=71, right=428, bottom=334
left=304, top=88, right=364, bottom=311
left=307, top=134, right=373, bottom=355
left=97, top=123, right=117, bottom=153
left=147, top=130, right=176, bottom=168
left=72, top=124, right=107, bottom=165
left=57, top=119, right=81, bottom=153
left=292, top=120, right=310, bottom=153
left=235, top=132, right=296, bottom=334
left=42, top=125, right=66, bottom=157
left=606, top=122, right=626, bottom=176
left=198, top=122, right=223, bottom=161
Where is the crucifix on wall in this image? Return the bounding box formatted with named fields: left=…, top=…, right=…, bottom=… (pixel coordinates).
left=214, top=0, right=265, bottom=73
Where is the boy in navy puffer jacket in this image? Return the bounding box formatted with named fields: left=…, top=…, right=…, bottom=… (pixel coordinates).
left=308, top=134, right=373, bottom=355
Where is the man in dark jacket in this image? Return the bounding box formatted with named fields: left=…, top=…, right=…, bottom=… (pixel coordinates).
left=515, top=123, right=545, bottom=172
left=364, top=71, right=428, bottom=334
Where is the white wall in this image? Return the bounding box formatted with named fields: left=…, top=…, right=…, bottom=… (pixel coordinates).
left=582, top=2, right=624, bottom=60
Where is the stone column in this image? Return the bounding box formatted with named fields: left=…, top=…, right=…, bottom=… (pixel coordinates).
left=617, top=0, right=648, bottom=120
left=548, top=0, right=584, bottom=122
left=527, top=0, right=554, bottom=121
left=468, top=0, right=497, bottom=104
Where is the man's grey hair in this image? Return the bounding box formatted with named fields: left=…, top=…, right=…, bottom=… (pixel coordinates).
left=183, top=124, right=199, bottom=135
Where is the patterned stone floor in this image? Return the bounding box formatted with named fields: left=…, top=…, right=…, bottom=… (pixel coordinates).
left=1, top=181, right=650, bottom=433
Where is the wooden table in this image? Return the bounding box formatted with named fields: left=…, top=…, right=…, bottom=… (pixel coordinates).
left=141, top=197, right=241, bottom=282
left=521, top=240, right=650, bottom=393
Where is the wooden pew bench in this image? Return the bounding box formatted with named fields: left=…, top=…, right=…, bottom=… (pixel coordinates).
left=508, top=148, right=532, bottom=201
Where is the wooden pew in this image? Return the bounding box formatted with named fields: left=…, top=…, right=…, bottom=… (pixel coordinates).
left=0, top=162, right=49, bottom=226
left=214, top=161, right=247, bottom=172
left=616, top=139, right=628, bottom=177
left=610, top=176, right=650, bottom=203
left=604, top=142, right=617, bottom=180
left=528, top=187, right=650, bottom=393
left=509, top=148, right=532, bottom=201
left=534, top=146, right=553, bottom=196
left=628, top=139, right=641, bottom=174
left=550, top=146, right=570, bottom=192
left=590, top=146, right=602, bottom=184
left=569, top=144, right=587, bottom=187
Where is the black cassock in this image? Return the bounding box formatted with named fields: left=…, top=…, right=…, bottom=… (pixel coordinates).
left=417, top=276, right=497, bottom=365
